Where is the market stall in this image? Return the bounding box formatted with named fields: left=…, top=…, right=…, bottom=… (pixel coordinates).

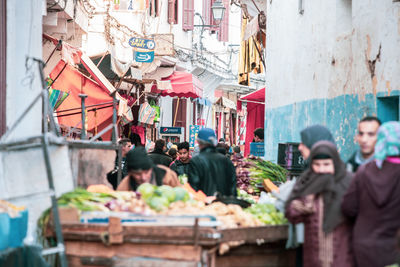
left=41, top=185, right=294, bottom=267
left=239, top=88, right=265, bottom=157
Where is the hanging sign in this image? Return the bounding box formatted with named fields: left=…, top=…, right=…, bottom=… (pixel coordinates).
left=160, top=127, right=182, bottom=134
left=134, top=51, right=154, bottom=63
left=129, top=37, right=156, bottom=50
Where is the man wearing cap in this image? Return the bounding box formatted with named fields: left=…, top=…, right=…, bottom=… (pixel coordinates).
left=117, top=147, right=179, bottom=191
left=187, top=128, right=237, bottom=196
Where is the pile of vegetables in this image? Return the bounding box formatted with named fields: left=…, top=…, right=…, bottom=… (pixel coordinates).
left=237, top=189, right=256, bottom=204
left=236, top=157, right=287, bottom=194
left=245, top=203, right=287, bottom=225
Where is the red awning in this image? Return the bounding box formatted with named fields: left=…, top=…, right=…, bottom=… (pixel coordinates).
left=240, top=87, right=265, bottom=103
left=240, top=87, right=265, bottom=157
left=50, top=60, right=114, bottom=132
left=151, top=71, right=203, bottom=98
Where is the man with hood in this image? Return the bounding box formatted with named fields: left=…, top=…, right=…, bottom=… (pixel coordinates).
left=117, top=147, right=179, bottom=191
left=187, top=128, right=237, bottom=196
left=299, top=124, right=336, bottom=162
left=342, top=121, right=400, bottom=267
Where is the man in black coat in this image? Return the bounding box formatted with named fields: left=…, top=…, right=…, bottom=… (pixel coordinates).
left=148, top=139, right=173, bottom=167
left=187, top=128, right=237, bottom=197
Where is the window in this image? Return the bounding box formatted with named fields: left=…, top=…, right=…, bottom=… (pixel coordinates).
left=0, top=0, right=6, bottom=137
left=218, top=0, right=229, bottom=42
left=149, top=0, right=159, bottom=17
left=377, top=96, right=400, bottom=123
left=203, top=0, right=229, bottom=39
left=182, top=0, right=194, bottom=30
left=168, top=0, right=178, bottom=24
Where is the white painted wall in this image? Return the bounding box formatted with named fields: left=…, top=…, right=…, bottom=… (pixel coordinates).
left=265, top=0, right=400, bottom=109
left=1, top=0, right=75, bottom=244
left=5, top=0, right=43, bottom=141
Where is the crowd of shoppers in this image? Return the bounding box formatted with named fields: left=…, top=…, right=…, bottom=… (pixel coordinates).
left=107, top=117, right=400, bottom=267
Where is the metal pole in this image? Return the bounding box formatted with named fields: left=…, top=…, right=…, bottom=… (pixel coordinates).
left=117, top=146, right=122, bottom=185
left=112, top=92, right=118, bottom=144
left=41, top=133, right=68, bottom=267
left=79, top=94, right=88, bottom=140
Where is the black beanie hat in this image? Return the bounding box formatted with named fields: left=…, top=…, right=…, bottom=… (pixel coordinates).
left=126, top=147, right=153, bottom=171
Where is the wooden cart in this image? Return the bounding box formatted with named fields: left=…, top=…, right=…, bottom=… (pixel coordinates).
left=55, top=216, right=295, bottom=267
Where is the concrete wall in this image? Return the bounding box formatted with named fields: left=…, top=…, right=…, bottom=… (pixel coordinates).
left=5, top=0, right=43, bottom=141
left=264, top=0, right=400, bottom=162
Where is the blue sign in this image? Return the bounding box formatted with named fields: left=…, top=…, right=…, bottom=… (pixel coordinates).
left=129, top=37, right=156, bottom=50
left=189, top=125, right=202, bottom=148
left=134, top=51, right=154, bottom=63
left=160, top=127, right=182, bottom=134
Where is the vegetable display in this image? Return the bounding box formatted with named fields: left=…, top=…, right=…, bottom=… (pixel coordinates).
left=236, top=157, right=287, bottom=194
left=245, top=203, right=287, bottom=225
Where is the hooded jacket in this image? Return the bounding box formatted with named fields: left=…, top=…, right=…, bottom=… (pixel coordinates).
left=342, top=160, right=400, bottom=267
left=187, top=146, right=237, bottom=196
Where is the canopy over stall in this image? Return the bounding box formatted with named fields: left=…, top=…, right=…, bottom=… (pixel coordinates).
left=50, top=60, right=116, bottom=137
left=240, top=87, right=265, bottom=157
left=43, top=34, right=129, bottom=140
left=151, top=71, right=203, bottom=99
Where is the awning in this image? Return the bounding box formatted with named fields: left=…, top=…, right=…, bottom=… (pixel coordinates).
left=215, top=97, right=237, bottom=110
left=50, top=60, right=115, bottom=131
left=240, top=87, right=265, bottom=104
left=241, top=87, right=265, bottom=157
left=151, top=71, right=203, bottom=98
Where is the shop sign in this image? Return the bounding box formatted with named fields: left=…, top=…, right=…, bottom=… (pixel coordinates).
left=134, top=51, right=154, bottom=63
left=129, top=37, right=156, bottom=50
left=160, top=127, right=182, bottom=134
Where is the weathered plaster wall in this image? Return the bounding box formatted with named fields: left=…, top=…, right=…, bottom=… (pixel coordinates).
left=6, top=0, right=43, bottom=140
left=264, top=0, right=400, bottom=162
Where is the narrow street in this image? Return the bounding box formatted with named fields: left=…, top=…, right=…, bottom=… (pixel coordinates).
left=0, top=0, right=399, bottom=266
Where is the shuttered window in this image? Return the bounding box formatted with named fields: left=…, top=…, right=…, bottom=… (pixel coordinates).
left=149, top=0, right=159, bottom=17
left=168, top=0, right=178, bottom=24
left=218, top=0, right=229, bottom=42
left=202, top=0, right=212, bottom=26
left=182, top=0, right=194, bottom=31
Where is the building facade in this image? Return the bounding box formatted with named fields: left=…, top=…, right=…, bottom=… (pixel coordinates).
left=264, top=0, right=400, bottom=162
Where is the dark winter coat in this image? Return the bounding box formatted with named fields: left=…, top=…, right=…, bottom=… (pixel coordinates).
left=342, top=160, right=400, bottom=267
left=187, top=146, right=237, bottom=197
left=170, top=159, right=190, bottom=176
left=148, top=150, right=173, bottom=167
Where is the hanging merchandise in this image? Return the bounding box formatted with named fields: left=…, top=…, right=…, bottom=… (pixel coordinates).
left=138, top=102, right=157, bottom=125
left=47, top=77, right=69, bottom=110
left=149, top=99, right=160, bottom=123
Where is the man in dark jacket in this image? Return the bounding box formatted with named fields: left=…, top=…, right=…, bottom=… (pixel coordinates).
left=187, top=128, right=237, bottom=196
left=148, top=139, right=173, bottom=167
left=346, top=116, right=381, bottom=172
left=107, top=138, right=132, bottom=189
left=170, top=141, right=191, bottom=176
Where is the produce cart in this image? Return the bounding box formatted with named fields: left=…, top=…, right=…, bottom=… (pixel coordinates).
left=41, top=187, right=294, bottom=267
left=52, top=215, right=294, bottom=267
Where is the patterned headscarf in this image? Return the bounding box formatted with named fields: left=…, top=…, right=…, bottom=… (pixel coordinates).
left=375, top=121, right=400, bottom=168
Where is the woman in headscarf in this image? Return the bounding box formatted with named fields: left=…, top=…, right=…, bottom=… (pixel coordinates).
left=285, top=141, right=354, bottom=267
left=342, top=121, right=400, bottom=267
